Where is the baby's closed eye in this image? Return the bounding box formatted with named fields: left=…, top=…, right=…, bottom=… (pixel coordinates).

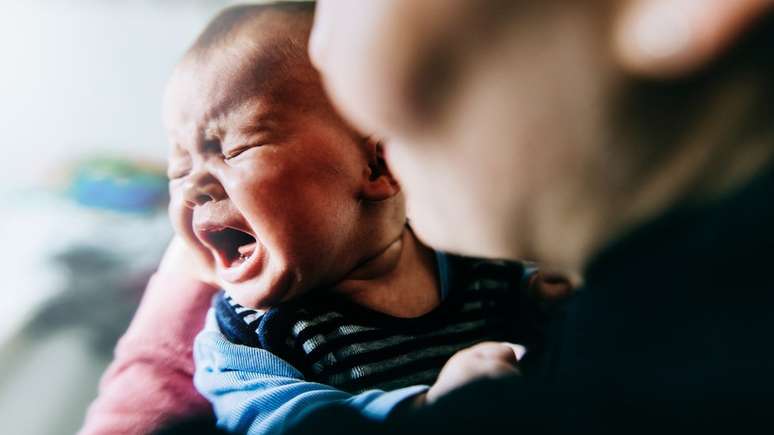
left=224, top=143, right=265, bottom=160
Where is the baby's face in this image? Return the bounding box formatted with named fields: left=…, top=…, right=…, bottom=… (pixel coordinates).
left=164, top=53, right=373, bottom=308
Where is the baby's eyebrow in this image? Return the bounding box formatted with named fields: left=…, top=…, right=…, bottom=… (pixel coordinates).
left=242, top=102, right=276, bottom=128
left=233, top=110, right=278, bottom=139
left=240, top=122, right=274, bottom=137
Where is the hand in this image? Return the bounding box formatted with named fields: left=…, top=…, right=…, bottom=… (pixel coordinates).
left=419, top=342, right=524, bottom=405
left=158, top=235, right=220, bottom=287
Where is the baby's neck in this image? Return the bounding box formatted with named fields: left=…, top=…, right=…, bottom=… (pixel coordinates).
left=332, top=228, right=441, bottom=318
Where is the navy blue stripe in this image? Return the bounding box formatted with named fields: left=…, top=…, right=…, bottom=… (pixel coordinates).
left=313, top=325, right=490, bottom=377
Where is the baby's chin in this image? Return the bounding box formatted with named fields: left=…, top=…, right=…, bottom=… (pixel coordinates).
left=222, top=267, right=300, bottom=310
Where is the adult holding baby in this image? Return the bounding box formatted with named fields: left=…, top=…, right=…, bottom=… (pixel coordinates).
left=84, top=2, right=774, bottom=433
left=289, top=0, right=774, bottom=433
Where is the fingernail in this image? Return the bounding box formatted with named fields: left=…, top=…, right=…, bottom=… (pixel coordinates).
left=501, top=343, right=527, bottom=360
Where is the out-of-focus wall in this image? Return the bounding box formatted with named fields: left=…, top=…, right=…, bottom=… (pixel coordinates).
left=0, top=0, right=227, bottom=187
left=0, top=2, right=265, bottom=434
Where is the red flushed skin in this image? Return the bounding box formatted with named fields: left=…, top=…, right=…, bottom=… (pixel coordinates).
left=163, top=15, right=404, bottom=309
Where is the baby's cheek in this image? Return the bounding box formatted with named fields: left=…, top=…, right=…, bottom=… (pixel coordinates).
left=167, top=193, right=187, bottom=231
left=167, top=196, right=198, bottom=246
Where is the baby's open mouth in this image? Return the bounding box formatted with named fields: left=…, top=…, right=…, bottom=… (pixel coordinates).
left=198, top=226, right=258, bottom=269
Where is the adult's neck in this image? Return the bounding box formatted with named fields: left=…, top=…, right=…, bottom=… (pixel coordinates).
left=332, top=227, right=441, bottom=318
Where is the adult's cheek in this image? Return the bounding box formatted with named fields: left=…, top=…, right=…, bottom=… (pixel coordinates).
left=310, top=0, right=383, bottom=133
left=310, top=0, right=426, bottom=139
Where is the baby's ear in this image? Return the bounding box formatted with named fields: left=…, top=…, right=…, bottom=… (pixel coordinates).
left=361, top=136, right=401, bottom=201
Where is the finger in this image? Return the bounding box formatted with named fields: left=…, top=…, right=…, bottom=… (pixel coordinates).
left=614, top=0, right=773, bottom=78
left=467, top=342, right=520, bottom=366
left=500, top=343, right=527, bottom=361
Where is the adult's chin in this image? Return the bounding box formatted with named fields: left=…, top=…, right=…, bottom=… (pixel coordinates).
left=406, top=208, right=458, bottom=254
left=410, top=204, right=517, bottom=261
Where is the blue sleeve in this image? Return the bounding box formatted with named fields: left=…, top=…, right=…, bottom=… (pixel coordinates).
left=194, top=309, right=429, bottom=435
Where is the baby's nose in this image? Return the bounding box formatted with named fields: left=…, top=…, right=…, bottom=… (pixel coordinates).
left=182, top=171, right=227, bottom=207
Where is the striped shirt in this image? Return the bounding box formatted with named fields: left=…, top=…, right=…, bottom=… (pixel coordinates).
left=214, top=253, right=544, bottom=394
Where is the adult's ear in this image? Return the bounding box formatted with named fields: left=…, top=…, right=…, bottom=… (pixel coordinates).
left=361, top=137, right=401, bottom=201
left=614, top=0, right=773, bottom=78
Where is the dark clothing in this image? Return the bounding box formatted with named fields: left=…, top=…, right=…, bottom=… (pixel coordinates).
left=286, top=165, right=774, bottom=434
left=215, top=254, right=545, bottom=394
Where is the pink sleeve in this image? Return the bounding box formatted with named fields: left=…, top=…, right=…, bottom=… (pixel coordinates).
left=78, top=272, right=217, bottom=435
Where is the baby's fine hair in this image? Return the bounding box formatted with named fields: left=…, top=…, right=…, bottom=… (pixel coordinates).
left=189, top=2, right=314, bottom=57
left=183, top=2, right=332, bottom=115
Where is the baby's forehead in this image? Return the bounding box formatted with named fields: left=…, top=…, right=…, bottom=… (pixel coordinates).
left=164, top=48, right=327, bottom=145
left=164, top=6, right=324, bottom=135
left=168, top=52, right=313, bottom=116
left=188, top=5, right=312, bottom=79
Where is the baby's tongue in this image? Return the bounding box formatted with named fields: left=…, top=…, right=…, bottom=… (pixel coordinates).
left=237, top=242, right=257, bottom=258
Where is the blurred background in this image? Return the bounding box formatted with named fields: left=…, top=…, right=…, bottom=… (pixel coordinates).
left=0, top=1, right=239, bottom=433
